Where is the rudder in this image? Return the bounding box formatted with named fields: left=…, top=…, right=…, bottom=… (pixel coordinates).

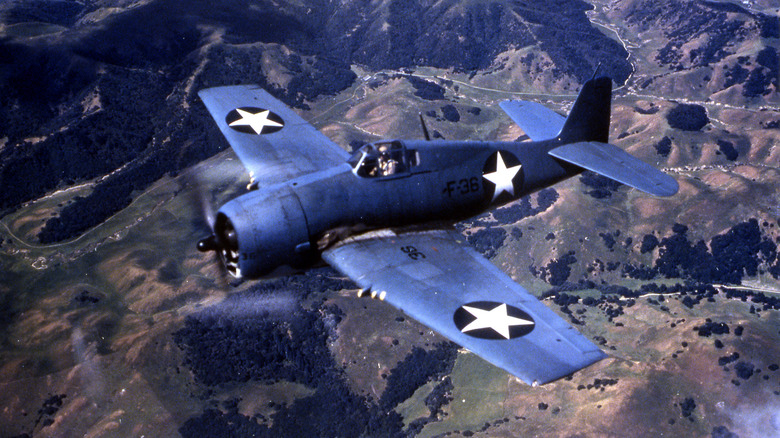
left=557, top=77, right=612, bottom=144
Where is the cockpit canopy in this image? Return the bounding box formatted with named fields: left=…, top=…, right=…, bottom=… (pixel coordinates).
left=348, top=140, right=419, bottom=178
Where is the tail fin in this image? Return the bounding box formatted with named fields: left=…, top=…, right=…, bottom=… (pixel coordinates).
left=558, top=77, right=612, bottom=143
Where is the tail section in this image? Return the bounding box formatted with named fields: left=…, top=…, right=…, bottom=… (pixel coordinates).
left=549, top=77, right=678, bottom=198
left=557, top=76, right=612, bottom=144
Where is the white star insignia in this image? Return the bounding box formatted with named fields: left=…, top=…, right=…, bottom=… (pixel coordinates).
left=460, top=303, right=534, bottom=339
left=229, top=108, right=283, bottom=134
left=483, top=152, right=522, bottom=202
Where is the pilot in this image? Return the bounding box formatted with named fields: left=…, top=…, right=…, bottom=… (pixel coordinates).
left=367, top=162, right=379, bottom=177
left=381, top=157, right=398, bottom=175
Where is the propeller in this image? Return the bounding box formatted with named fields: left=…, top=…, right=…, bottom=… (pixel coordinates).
left=184, top=171, right=233, bottom=285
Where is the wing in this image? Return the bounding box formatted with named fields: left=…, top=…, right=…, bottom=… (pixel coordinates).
left=549, top=141, right=679, bottom=197
left=322, top=228, right=607, bottom=385
left=198, top=85, right=349, bottom=185
left=499, top=100, right=566, bottom=141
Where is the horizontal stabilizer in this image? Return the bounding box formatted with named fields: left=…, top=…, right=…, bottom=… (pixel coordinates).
left=549, top=141, right=679, bottom=197
left=499, top=100, right=565, bottom=142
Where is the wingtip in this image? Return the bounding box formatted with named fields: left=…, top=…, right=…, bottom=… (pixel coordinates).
left=651, top=175, right=680, bottom=197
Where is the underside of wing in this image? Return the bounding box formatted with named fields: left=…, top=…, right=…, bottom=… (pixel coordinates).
left=198, top=85, right=349, bottom=185
left=499, top=100, right=566, bottom=142
left=322, top=228, right=607, bottom=385
left=549, top=141, right=679, bottom=197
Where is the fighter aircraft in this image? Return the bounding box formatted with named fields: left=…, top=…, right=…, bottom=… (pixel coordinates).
left=195, top=76, right=678, bottom=386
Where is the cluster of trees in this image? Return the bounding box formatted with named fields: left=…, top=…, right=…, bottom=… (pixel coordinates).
left=7, top=393, right=71, bottom=435
left=718, top=352, right=740, bottom=366
left=542, top=280, right=751, bottom=326
left=623, top=263, right=657, bottom=280
left=379, top=343, right=457, bottom=411
left=424, top=376, right=454, bottom=417
left=694, top=319, right=730, bottom=337
left=599, top=230, right=632, bottom=252
left=71, top=290, right=101, bottom=306
left=533, top=251, right=578, bottom=286
left=259, top=267, right=355, bottom=300
left=641, top=234, right=660, bottom=253
left=547, top=291, right=587, bottom=324
left=579, top=171, right=623, bottom=199
left=712, top=425, right=740, bottom=438
left=733, top=361, right=755, bottom=380
left=721, top=356, right=780, bottom=388
left=722, top=287, right=780, bottom=312
left=180, top=377, right=406, bottom=438
left=654, top=137, right=673, bottom=157
left=576, top=378, right=618, bottom=392
left=618, top=221, right=780, bottom=311
left=173, top=299, right=340, bottom=387
left=491, top=188, right=559, bottom=223
left=666, top=104, right=709, bottom=131
left=722, top=50, right=778, bottom=98
left=655, top=220, right=778, bottom=285
left=406, top=76, right=446, bottom=101
left=440, top=104, right=460, bottom=122
left=724, top=61, right=751, bottom=89
left=678, top=397, right=696, bottom=421
left=729, top=47, right=779, bottom=97
left=466, top=227, right=507, bottom=259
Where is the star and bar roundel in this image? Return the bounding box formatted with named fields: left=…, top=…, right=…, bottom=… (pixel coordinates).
left=482, top=151, right=523, bottom=204
left=453, top=301, right=535, bottom=340
left=226, top=107, right=285, bottom=135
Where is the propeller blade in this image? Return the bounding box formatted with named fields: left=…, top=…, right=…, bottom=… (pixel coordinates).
left=182, top=170, right=232, bottom=286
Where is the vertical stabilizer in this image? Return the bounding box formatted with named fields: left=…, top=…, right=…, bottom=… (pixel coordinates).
left=558, top=77, right=612, bottom=143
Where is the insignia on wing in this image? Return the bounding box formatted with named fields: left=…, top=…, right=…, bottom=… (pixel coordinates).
left=226, top=107, right=285, bottom=135
left=454, top=301, right=535, bottom=340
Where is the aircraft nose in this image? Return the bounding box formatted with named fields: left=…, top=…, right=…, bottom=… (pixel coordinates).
left=215, top=216, right=240, bottom=262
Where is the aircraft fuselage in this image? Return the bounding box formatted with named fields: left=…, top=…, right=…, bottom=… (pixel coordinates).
left=216, top=138, right=580, bottom=277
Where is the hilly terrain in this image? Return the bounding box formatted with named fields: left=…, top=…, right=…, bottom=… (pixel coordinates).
left=0, top=0, right=633, bottom=244
left=0, top=0, right=778, bottom=437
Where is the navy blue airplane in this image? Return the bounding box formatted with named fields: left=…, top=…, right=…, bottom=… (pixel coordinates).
left=196, top=77, right=678, bottom=386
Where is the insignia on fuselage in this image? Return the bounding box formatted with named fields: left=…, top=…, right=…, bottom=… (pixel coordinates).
left=482, top=151, right=523, bottom=204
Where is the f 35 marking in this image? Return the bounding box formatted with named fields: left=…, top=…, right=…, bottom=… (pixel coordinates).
left=443, top=177, right=480, bottom=198
left=401, top=245, right=426, bottom=260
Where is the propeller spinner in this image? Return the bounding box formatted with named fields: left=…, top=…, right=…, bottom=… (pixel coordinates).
left=197, top=235, right=219, bottom=252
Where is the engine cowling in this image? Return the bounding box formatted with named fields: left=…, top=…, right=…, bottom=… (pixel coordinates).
left=214, top=186, right=312, bottom=278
